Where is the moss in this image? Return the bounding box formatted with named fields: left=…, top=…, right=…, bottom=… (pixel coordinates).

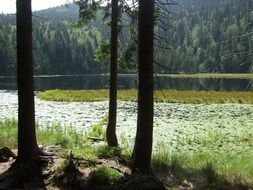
left=96, top=146, right=122, bottom=159
left=89, top=166, right=122, bottom=188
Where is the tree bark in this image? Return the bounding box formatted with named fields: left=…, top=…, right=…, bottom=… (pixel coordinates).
left=106, top=0, right=119, bottom=147
left=16, top=0, right=40, bottom=163
left=132, top=0, right=155, bottom=174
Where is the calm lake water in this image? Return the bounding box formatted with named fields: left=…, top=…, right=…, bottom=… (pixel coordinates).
left=0, top=74, right=252, bottom=91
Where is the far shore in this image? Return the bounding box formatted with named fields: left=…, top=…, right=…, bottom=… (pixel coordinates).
left=0, top=73, right=253, bottom=79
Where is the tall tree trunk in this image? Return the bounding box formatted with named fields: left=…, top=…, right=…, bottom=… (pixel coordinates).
left=132, top=0, right=154, bottom=174
left=106, top=0, right=118, bottom=147
left=16, top=0, right=40, bottom=163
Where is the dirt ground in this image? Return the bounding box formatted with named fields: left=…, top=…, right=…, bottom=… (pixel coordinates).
left=0, top=148, right=250, bottom=190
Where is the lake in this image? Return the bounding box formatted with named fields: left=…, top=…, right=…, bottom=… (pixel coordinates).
left=0, top=74, right=252, bottom=91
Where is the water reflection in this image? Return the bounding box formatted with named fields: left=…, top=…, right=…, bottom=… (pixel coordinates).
left=0, top=75, right=252, bottom=91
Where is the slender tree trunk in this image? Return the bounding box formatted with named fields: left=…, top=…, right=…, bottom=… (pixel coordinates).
left=132, top=0, right=154, bottom=174
left=16, top=0, right=40, bottom=163
left=106, top=0, right=118, bottom=147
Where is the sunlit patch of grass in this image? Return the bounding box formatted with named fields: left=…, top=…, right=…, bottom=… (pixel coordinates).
left=96, top=146, right=122, bottom=159
left=0, top=119, right=18, bottom=148
left=0, top=120, right=87, bottom=149
left=152, top=149, right=253, bottom=188
left=38, top=89, right=253, bottom=104
left=89, top=165, right=122, bottom=187
left=69, top=145, right=98, bottom=162
left=0, top=118, right=122, bottom=162
left=87, top=117, right=107, bottom=139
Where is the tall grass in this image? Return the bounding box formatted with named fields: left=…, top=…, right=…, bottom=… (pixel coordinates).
left=0, top=119, right=18, bottom=148
left=152, top=149, right=253, bottom=187
left=0, top=119, right=86, bottom=149
left=38, top=89, right=253, bottom=104
left=0, top=118, right=117, bottom=161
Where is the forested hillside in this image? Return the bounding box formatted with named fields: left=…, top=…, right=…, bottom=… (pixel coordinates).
left=0, top=4, right=109, bottom=75
left=0, top=0, right=253, bottom=75
left=155, top=0, right=253, bottom=73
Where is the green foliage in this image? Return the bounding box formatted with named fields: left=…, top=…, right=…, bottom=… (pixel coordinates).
left=77, top=0, right=138, bottom=73
left=88, top=124, right=105, bottom=139
left=95, top=40, right=110, bottom=64
left=89, top=166, right=122, bottom=187
left=151, top=150, right=253, bottom=187
left=75, top=0, right=102, bottom=24
left=87, top=116, right=107, bottom=139
left=96, top=146, right=122, bottom=158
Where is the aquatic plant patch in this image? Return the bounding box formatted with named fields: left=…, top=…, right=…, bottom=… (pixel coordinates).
left=38, top=89, right=253, bottom=104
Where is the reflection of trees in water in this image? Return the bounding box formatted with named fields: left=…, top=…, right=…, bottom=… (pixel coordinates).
left=0, top=77, right=16, bottom=90
left=250, top=81, right=253, bottom=91
left=118, top=75, right=137, bottom=89
left=0, top=76, right=252, bottom=91
left=154, top=77, right=251, bottom=91
left=244, top=79, right=253, bottom=91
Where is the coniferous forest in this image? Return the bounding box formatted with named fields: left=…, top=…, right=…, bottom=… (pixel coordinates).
left=0, top=0, right=253, bottom=76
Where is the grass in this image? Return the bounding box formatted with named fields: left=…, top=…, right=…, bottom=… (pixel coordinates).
left=0, top=119, right=87, bottom=149
left=89, top=165, right=122, bottom=186
left=87, top=117, right=107, bottom=139
left=38, top=89, right=253, bottom=104
left=1, top=119, right=253, bottom=188
left=0, top=119, right=121, bottom=162
left=0, top=119, right=18, bottom=148
left=152, top=150, right=253, bottom=188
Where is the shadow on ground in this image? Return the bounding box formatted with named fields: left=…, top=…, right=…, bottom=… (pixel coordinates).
left=0, top=156, right=251, bottom=190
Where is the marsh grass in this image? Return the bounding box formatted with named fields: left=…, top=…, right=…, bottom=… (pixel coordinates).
left=38, top=89, right=253, bottom=104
